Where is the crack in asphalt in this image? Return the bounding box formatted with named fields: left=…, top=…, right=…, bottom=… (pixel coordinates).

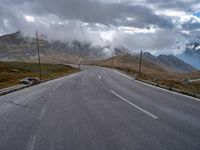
left=5, top=100, right=32, bottom=109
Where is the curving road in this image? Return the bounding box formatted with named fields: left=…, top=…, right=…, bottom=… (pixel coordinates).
left=0, top=66, right=200, bottom=150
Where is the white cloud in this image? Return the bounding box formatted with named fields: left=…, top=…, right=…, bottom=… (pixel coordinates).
left=24, top=15, right=35, bottom=22
left=100, top=31, right=115, bottom=42
left=118, top=26, right=156, bottom=34
left=156, top=10, right=186, bottom=18
left=0, top=0, right=200, bottom=55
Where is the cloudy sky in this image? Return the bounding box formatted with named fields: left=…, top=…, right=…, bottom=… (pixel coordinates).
left=0, top=0, right=200, bottom=55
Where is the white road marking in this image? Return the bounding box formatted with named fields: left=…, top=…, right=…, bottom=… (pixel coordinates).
left=115, top=70, right=134, bottom=80
left=116, top=70, right=200, bottom=102
left=98, top=74, right=102, bottom=80
left=110, top=90, right=159, bottom=119
left=134, top=80, right=200, bottom=102
left=38, top=105, right=47, bottom=120
left=27, top=135, right=36, bottom=150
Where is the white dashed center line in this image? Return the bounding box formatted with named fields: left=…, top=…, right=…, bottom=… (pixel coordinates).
left=38, top=105, right=47, bottom=120
left=98, top=74, right=102, bottom=80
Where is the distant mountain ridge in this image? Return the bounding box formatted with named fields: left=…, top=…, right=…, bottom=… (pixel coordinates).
left=0, top=31, right=108, bottom=61
left=0, top=31, right=197, bottom=73
left=178, top=43, right=200, bottom=69
left=143, top=52, right=196, bottom=73
left=100, top=52, right=196, bottom=73
left=0, top=31, right=136, bottom=61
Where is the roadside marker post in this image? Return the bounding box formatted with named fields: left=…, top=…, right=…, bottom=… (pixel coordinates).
left=138, top=50, right=142, bottom=78
left=36, top=30, right=42, bottom=80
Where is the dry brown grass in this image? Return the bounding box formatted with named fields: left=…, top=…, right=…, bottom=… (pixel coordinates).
left=0, top=61, right=80, bottom=89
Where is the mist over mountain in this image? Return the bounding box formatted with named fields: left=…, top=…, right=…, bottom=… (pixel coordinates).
left=178, top=43, right=200, bottom=70
left=0, top=31, right=198, bottom=73
left=0, top=31, right=110, bottom=61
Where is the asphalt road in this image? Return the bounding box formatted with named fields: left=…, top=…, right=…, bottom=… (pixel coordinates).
left=0, top=66, right=200, bottom=150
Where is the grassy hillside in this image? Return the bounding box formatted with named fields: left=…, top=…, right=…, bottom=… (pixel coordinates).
left=95, top=53, right=166, bottom=74
left=0, top=61, right=80, bottom=89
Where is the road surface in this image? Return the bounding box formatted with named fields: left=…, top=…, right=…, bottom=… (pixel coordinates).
left=0, top=66, right=200, bottom=150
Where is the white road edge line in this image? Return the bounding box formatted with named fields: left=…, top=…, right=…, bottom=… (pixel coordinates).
left=115, top=70, right=200, bottom=102
left=27, top=135, right=36, bottom=150
left=98, top=74, right=102, bottom=80
left=115, top=70, right=134, bottom=80
left=135, top=80, right=200, bottom=102
left=110, top=90, right=159, bottom=119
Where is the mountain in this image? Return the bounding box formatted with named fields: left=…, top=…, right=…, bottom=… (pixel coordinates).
left=96, top=53, right=166, bottom=75
left=143, top=52, right=196, bottom=73
left=0, top=31, right=108, bottom=62
left=178, top=43, right=200, bottom=69
left=106, top=51, right=196, bottom=73
left=157, top=55, right=196, bottom=72
left=114, top=47, right=130, bottom=55
left=0, top=31, right=197, bottom=73
left=0, top=31, right=49, bottom=61
left=0, top=31, right=23, bottom=45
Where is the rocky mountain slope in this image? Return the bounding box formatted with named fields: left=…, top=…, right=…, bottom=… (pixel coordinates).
left=143, top=52, right=196, bottom=72
left=0, top=31, right=107, bottom=62
left=178, top=43, right=200, bottom=69
left=96, top=52, right=196, bottom=73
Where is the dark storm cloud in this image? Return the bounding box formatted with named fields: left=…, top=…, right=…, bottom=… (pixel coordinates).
left=0, top=1, right=24, bottom=34
left=1, top=0, right=200, bottom=54
left=146, top=0, right=199, bottom=12
left=118, top=12, right=173, bottom=29
left=7, top=0, right=174, bottom=29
